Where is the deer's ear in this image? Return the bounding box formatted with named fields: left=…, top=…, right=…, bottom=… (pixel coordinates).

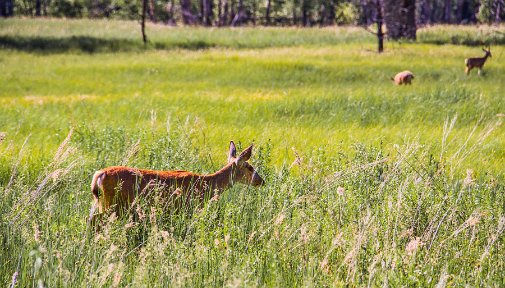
left=236, top=145, right=253, bottom=165
left=228, top=141, right=237, bottom=163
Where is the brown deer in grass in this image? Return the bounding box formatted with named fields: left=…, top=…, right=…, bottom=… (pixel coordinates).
left=89, top=141, right=264, bottom=226
left=465, top=47, right=492, bottom=75
left=391, top=70, right=415, bottom=85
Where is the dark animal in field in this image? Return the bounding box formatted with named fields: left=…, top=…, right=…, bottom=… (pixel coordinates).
left=465, top=47, right=492, bottom=75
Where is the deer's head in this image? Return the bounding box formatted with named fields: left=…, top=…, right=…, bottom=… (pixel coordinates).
left=228, top=141, right=264, bottom=186
left=483, top=47, right=492, bottom=58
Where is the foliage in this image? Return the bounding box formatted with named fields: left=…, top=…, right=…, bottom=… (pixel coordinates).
left=49, top=0, right=86, bottom=18
left=335, top=2, right=358, bottom=25
left=478, top=0, right=493, bottom=24
left=3, top=0, right=504, bottom=26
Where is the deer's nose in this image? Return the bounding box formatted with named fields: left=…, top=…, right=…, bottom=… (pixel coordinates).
left=252, top=172, right=265, bottom=186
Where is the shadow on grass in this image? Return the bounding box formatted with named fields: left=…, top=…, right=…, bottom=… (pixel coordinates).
left=0, top=35, right=216, bottom=53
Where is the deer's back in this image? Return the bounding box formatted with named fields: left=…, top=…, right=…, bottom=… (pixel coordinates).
left=100, top=166, right=200, bottom=192
left=465, top=57, right=486, bottom=67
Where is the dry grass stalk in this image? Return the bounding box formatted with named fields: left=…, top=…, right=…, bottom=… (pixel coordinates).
left=289, top=147, right=303, bottom=169
left=405, top=237, right=425, bottom=256
left=439, top=211, right=482, bottom=246
left=10, top=271, right=18, bottom=288
left=440, top=115, right=458, bottom=162
left=274, top=213, right=285, bottom=226
left=342, top=211, right=374, bottom=282
left=450, top=118, right=500, bottom=173
left=5, top=134, right=31, bottom=194
left=33, top=223, right=41, bottom=243
left=321, top=233, right=348, bottom=276
left=434, top=266, right=449, bottom=288
left=300, top=224, right=309, bottom=244
left=479, top=216, right=505, bottom=264
left=463, top=169, right=475, bottom=187
left=120, top=138, right=141, bottom=166
left=9, top=129, right=80, bottom=227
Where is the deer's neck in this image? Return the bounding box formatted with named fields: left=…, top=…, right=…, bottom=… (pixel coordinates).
left=199, top=163, right=236, bottom=194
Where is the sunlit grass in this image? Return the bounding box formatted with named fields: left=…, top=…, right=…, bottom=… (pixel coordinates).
left=1, top=43, right=503, bottom=172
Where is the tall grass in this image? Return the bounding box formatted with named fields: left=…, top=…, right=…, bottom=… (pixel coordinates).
left=1, top=125, right=504, bottom=286
left=0, top=19, right=504, bottom=286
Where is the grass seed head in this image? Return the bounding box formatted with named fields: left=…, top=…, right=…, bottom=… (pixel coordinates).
left=275, top=213, right=285, bottom=226
left=405, top=237, right=424, bottom=256
left=464, top=169, right=475, bottom=187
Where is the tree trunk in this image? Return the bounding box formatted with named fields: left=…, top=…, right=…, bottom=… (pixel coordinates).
left=230, top=0, right=236, bottom=25
left=265, top=0, right=271, bottom=25
left=319, top=0, right=335, bottom=26
left=141, top=0, right=148, bottom=45
left=200, top=0, right=204, bottom=23
left=1, top=0, right=13, bottom=16
left=431, top=0, right=438, bottom=23
left=148, top=0, right=156, bottom=22
left=166, top=0, right=176, bottom=25
left=222, top=0, right=229, bottom=25
left=319, top=3, right=326, bottom=26
left=1, top=0, right=6, bottom=16
left=405, top=0, right=416, bottom=39
left=181, top=0, right=197, bottom=24
left=252, top=0, right=256, bottom=25
left=444, top=0, right=452, bottom=23
left=496, top=0, right=503, bottom=23
left=302, top=0, right=309, bottom=26
left=231, top=0, right=244, bottom=26
left=376, top=0, right=384, bottom=53
left=455, top=0, right=464, bottom=23
left=201, top=0, right=212, bottom=26
left=43, top=0, right=47, bottom=15
left=418, top=0, right=431, bottom=25
left=292, top=0, right=297, bottom=25
left=383, top=0, right=416, bottom=40
left=36, top=0, right=41, bottom=16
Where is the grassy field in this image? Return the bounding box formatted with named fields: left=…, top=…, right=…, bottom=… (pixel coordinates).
left=0, top=18, right=504, bottom=286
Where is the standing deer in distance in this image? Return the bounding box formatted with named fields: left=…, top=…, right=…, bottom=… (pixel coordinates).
left=89, top=141, right=264, bottom=226
left=465, top=47, right=492, bottom=75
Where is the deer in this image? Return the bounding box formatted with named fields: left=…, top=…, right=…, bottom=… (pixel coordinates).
left=391, top=70, right=415, bottom=85
left=88, top=141, right=264, bottom=227
left=465, top=47, right=492, bottom=75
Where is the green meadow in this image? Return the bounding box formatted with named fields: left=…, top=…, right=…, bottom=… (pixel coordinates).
left=0, top=18, right=504, bottom=286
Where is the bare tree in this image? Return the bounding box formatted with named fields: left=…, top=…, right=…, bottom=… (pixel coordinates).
left=141, top=0, right=148, bottom=45
left=362, top=0, right=385, bottom=53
